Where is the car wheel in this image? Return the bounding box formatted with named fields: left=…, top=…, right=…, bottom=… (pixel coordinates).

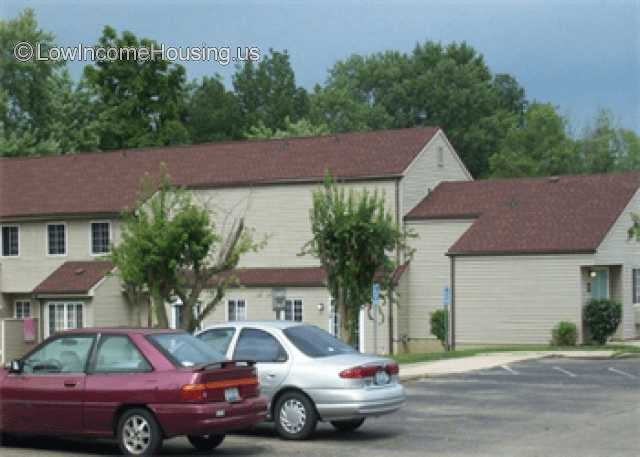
left=117, top=408, right=162, bottom=456
left=188, top=434, right=225, bottom=452
left=274, top=391, right=318, bottom=440
left=331, top=418, right=366, bottom=432
left=0, top=432, right=17, bottom=446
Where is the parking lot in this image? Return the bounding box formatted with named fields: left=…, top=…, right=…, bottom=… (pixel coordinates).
left=2, top=357, right=638, bottom=456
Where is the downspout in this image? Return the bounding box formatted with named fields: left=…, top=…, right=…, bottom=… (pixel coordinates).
left=389, top=179, right=401, bottom=355
left=449, top=255, right=456, bottom=351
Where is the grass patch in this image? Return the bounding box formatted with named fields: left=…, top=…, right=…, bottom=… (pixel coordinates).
left=393, top=344, right=640, bottom=365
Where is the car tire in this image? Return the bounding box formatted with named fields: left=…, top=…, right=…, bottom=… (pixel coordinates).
left=274, top=391, right=318, bottom=440
left=331, top=418, right=366, bottom=432
left=116, top=408, right=163, bottom=456
left=0, top=432, right=17, bottom=446
left=188, top=434, right=225, bottom=452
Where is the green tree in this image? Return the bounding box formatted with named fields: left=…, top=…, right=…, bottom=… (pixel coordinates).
left=185, top=75, right=244, bottom=143
left=311, top=41, right=526, bottom=177
left=489, top=103, right=577, bottom=177
left=577, top=110, right=640, bottom=173
left=45, top=72, right=101, bottom=153
left=83, top=26, right=189, bottom=151
left=245, top=116, right=329, bottom=140
left=492, top=73, right=528, bottom=118
left=0, top=9, right=99, bottom=156
left=233, top=49, right=310, bottom=131
left=301, top=174, right=414, bottom=344
left=111, top=168, right=261, bottom=331
left=0, top=8, right=59, bottom=133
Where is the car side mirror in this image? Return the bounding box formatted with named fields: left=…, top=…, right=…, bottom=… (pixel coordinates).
left=8, top=359, right=23, bottom=374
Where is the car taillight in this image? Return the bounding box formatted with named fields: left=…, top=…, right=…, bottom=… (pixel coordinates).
left=181, top=377, right=259, bottom=402
left=339, top=365, right=380, bottom=379
left=180, top=383, right=207, bottom=402
left=385, top=362, right=399, bottom=376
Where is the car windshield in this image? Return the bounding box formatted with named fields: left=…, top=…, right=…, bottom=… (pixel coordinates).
left=148, top=332, right=226, bottom=367
left=283, top=325, right=356, bottom=358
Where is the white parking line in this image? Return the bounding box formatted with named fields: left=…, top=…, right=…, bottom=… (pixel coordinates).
left=553, top=366, right=577, bottom=378
left=500, top=365, right=519, bottom=375
left=608, top=367, right=638, bottom=379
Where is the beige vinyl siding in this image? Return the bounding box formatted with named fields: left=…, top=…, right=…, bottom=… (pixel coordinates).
left=395, top=274, right=410, bottom=353
left=361, top=306, right=389, bottom=354
left=198, top=286, right=391, bottom=354
left=192, top=181, right=397, bottom=269
left=200, top=287, right=331, bottom=330
left=1, top=318, right=39, bottom=363
left=0, top=293, right=11, bottom=318
left=594, top=189, right=640, bottom=339
left=401, top=131, right=471, bottom=217
left=403, top=220, right=473, bottom=348
left=91, top=274, right=136, bottom=328
left=0, top=219, right=120, bottom=293
left=454, top=254, right=593, bottom=345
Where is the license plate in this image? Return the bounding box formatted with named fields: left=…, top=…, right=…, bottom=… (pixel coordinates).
left=225, top=387, right=241, bottom=402
left=374, top=370, right=390, bottom=385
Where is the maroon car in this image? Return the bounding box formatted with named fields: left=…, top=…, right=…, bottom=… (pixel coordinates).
left=0, top=328, right=268, bottom=455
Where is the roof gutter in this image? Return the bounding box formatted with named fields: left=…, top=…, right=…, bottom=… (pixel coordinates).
left=446, top=249, right=597, bottom=257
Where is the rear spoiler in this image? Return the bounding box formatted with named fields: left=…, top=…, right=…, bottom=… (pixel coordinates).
left=222, top=359, right=256, bottom=368
left=195, top=360, right=256, bottom=371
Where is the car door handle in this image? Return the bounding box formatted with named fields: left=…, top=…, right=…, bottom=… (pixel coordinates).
left=265, top=373, right=277, bottom=379
left=64, top=380, right=78, bottom=388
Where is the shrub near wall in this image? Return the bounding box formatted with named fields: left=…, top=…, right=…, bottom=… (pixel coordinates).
left=551, top=321, right=578, bottom=346
left=430, top=309, right=448, bottom=349
left=583, top=299, right=622, bottom=345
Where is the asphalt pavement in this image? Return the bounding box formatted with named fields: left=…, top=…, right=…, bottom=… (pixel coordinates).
left=2, top=357, right=639, bottom=456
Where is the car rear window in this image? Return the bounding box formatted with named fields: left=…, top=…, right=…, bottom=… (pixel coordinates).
left=283, top=325, right=355, bottom=358
left=148, top=332, right=225, bottom=367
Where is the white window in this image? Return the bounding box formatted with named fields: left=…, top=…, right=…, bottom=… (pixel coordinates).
left=227, top=299, right=246, bottom=321
left=633, top=269, right=640, bottom=304
left=47, top=302, right=83, bottom=337
left=280, top=298, right=303, bottom=322
left=91, top=221, right=110, bottom=255
left=15, top=300, right=31, bottom=319
left=1, top=225, right=19, bottom=256
left=437, top=146, right=444, bottom=167
left=47, top=223, right=66, bottom=255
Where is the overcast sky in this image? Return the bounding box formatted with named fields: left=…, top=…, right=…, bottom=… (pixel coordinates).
left=3, top=0, right=639, bottom=133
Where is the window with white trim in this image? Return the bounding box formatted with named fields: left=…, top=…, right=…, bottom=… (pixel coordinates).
left=47, top=302, right=83, bottom=337
left=47, top=223, right=66, bottom=255
left=227, top=299, right=246, bottom=321
left=1, top=225, right=19, bottom=256
left=280, top=298, right=303, bottom=322
left=437, top=146, right=444, bottom=167
left=633, top=269, right=640, bottom=304
left=15, top=300, right=31, bottom=319
left=91, top=222, right=110, bottom=254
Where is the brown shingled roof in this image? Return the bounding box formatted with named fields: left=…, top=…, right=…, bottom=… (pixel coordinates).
left=33, top=261, right=114, bottom=295
left=405, top=172, right=640, bottom=255
left=210, top=267, right=327, bottom=288
left=0, top=127, right=439, bottom=219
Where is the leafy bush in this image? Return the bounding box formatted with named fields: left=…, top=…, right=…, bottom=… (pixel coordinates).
left=583, top=299, right=622, bottom=345
left=430, top=309, right=448, bottom=349
left=551, top=321, right=578, bottom=346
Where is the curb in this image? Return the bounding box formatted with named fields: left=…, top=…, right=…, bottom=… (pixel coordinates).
left=398, top=351, right=619, bottom=381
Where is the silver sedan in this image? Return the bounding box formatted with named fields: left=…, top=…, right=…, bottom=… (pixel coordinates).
left=195, top=321, right=405, bottom=440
